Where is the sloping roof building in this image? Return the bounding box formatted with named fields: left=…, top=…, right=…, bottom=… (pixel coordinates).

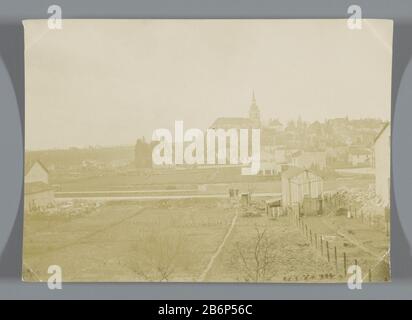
left=291, top=150, right=327, bottom=170
left=25, top=160, right=49, bottom=184
left=210, top=117, right=256, bottom=130
left=24, top=160, right=54, bottom=213
left=281, top=167, right=323, bottom=207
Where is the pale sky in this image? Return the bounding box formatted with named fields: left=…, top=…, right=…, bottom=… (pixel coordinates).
left=24, top=19, right=393, bottom=150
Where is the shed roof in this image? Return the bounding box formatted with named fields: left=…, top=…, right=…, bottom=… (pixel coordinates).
left=24, top=160, right=49, bottom=176
left=281, top=167, right=305, bottom=179
left=281, top=166, right=323, bottom=179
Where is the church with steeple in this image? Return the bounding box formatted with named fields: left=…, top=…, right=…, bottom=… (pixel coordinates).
left=208, top=91, right=283, bottom=175
left=210, top=91, right=261, bottom=130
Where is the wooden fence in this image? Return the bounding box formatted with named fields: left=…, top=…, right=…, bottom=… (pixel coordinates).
left=292, top=212, right=389, bottom=282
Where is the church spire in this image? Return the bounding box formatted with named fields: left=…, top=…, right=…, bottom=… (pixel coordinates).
left=249, top=90, right=260, bottom=126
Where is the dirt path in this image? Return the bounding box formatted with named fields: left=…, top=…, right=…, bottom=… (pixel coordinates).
left=197, top=208, right=239, bottom=281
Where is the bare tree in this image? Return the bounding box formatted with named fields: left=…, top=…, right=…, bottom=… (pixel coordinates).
left=234, top=226, right=278, bottom=282
left=129, top=230, right=186, bottom=281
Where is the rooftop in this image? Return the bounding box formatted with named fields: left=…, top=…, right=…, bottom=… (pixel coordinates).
left=210, top=117, right=254, bottom=128
left=24, top=160, right=49, bottom=176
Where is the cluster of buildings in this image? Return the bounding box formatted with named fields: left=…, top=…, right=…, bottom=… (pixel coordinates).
left=208, top=92, right=390, bottom=216
left=280, top=122, right=390, bottom=216
left=281, top=123, right=391, bottom=219
left=208, top=92, right=381, bottom=176
left=132, top=93, right=381, bottom=176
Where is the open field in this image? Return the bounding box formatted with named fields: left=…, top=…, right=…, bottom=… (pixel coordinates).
left=23, top=193, right=388, bottom=282
left=23, top=199, right=235, bottom=282
left=204, top=214, right=336, bottom=282
left=205, top=210, right=389, bottom=282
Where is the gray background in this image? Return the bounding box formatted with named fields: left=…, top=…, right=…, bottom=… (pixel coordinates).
left=0, top=0, right=411, bottom=299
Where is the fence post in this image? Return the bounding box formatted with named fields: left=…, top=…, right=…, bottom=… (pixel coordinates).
left=310, top=230, right=313, bottom=245
left=314, top=233, right=317, bottom=249
left=320, top=237, right=323, bottom=256
left=334, top=246, right=338, bottom=273
left=326, top=241, right=330, bottom=262
left=343, top=252, right=347, bottom=277
left=368, top=269, right=372, bottom=282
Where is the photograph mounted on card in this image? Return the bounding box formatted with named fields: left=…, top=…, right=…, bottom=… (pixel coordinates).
left=23, top=19, right=392, bottom=282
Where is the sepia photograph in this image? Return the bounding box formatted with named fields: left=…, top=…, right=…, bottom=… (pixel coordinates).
left=22, top=19, right=392, bottom=283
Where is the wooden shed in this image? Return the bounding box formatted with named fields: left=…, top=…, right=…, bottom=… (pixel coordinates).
left=281, top=167, right=323, bottom=211
left=24, top=182, right=55, bottom=213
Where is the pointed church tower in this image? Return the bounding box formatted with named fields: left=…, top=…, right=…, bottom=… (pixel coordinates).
left=249, top=91, right=261, bottom=126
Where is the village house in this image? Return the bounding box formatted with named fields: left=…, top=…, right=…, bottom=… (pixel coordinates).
left=25, top=160, right=49, bottom=184
left=348, top=147, right=372, bottom=167
left=325, top=145, right=349, bottom=167
left=374, top=123, right=390, bottom=207
left=291, top=150, right=327, bottom=170
left=210, top=117, right=257, bottom=130
left=24, top=160, right=55, bottom=213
